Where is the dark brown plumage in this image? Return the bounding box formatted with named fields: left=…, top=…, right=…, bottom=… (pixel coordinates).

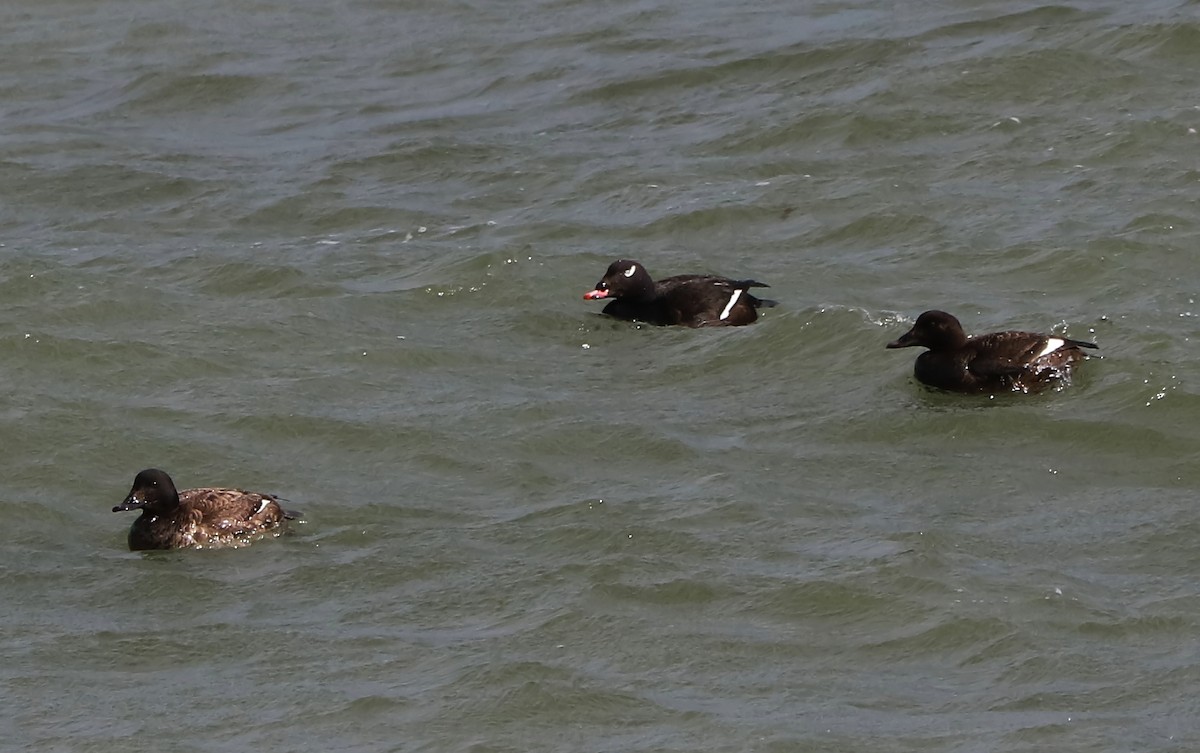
left=583, top=259, right=775, bottom=327
left=112, top=468, right=298, bottom=551
left=887, top=310, right=1098, bottom=393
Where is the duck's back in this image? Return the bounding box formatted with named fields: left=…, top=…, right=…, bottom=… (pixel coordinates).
left=655, top=275, right=772, bottom=327
left=916, top=331, right=1094, bottom=393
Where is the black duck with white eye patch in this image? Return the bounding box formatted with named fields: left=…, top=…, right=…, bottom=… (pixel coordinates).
left=887, top=310, right=1098, bottom=393
left=113, top=468, right=301, bottom=551
left=583, top=259, right=776, bottom=327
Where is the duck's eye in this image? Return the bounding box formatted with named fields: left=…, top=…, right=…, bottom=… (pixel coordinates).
left=623, top=265, right=638, bottom=278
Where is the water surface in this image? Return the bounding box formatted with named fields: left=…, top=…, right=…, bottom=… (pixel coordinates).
left=2, top=0, right=1200, bottom=751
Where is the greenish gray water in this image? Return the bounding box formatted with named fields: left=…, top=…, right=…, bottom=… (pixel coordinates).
left=2, top=0, right=1200, bottom=751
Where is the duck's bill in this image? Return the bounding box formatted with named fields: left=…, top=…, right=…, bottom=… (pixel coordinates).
left=112, top=496, right=144, bottom=512
left=583, top=289, right=609, bottom=300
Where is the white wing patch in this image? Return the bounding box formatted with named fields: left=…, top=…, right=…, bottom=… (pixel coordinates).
left=719, top=289, right=743, bottom=321
left=623, top=265, right=638, bottom=278
left=1035, top=338, right=1065, bottom=358
left=254, top=498, right=271, bottom=516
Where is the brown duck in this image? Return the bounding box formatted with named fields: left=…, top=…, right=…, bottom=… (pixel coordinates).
left=113, top=468, right=299, bottom=551
left=887, top=310, right=1098, bottom=393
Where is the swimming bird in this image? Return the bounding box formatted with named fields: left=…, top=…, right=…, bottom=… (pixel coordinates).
left=887, top=309, right=1098, bottom=393
left=583, top=259, right=775, bottom=327
left=113, top=468, right=299, bottom=551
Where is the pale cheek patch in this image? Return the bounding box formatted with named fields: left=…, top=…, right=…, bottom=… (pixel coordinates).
left=623, top=265, right=638, bottom=278
left=719, top=289, right=743, bottom=320
left=1035, top=338, right=1065, bottom=358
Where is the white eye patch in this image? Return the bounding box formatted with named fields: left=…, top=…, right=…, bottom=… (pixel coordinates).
left=623, top=265, right=637, bottom=278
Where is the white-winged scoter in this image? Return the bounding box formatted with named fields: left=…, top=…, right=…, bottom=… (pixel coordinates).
left=583, top=259, right=775, bottom=327
left=887, top=310, right=1098, bottom=393
left=112, top=468, right=300, bottom=551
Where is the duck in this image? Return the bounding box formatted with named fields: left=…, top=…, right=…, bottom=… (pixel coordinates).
left=583, top=259, right=775, bottom=327
left=112, top=468, right=299, bottom=551
left=886, top=310, right=1098, bottom=393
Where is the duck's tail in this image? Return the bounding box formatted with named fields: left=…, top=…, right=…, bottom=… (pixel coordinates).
left=729, top=280, right=775, bottom=309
